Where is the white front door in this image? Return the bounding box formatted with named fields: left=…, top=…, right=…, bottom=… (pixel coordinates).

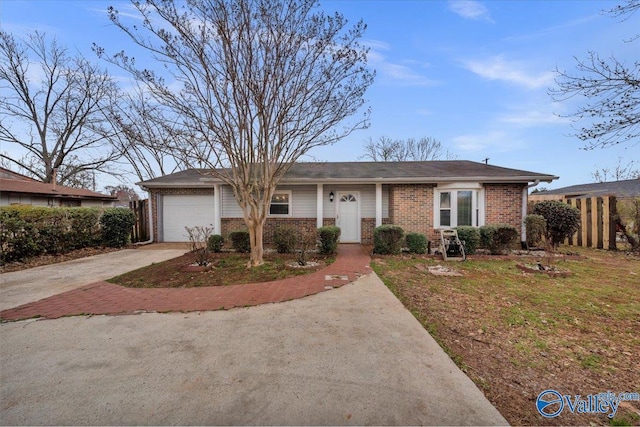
left=336, top=192, right=360, bottom=243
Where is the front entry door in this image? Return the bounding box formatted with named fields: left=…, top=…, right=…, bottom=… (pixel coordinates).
left=336, top=192, right=360, bottom=243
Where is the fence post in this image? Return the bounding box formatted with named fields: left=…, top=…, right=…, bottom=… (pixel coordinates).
left=608, top=196, right=617, bottom=250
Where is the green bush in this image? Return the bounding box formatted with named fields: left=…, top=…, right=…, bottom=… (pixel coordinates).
left=317, top=226, right=340, bottom=255
left=374, top=224, right=404, bottom=255
left=455, top=226, right=480, bottom=255
left=229, top=230, right=251, bottom=253
left=479, top=224, right=519, bottom=254
left=0, top=206, right=106, bottom=262
left=405, top=232, right=427, bottom=254
left=524, top=214, right=547, bottom=248
left=68, top=208, right=102, bottom=249
left=0, top=207, right=40, bottom=263
left=531, top=200, right=581, bottom=249
left=273, top=226, right=297, bottom=254
left=100, top=208, right=135, bottom=248
left=207, top=234, right=224, bottom=253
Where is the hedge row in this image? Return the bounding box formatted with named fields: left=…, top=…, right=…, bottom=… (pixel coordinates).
left=0, top=206, right=135, bottom=264
left=371, top=224, right=520, bottom=255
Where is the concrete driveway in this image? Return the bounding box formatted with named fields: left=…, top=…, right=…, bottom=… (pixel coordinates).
left=0, top=246, right=186, bottom=311
left=0, top=273, right=508, bottom=425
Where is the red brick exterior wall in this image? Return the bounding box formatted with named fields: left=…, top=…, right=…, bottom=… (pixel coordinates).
left=388, top=184, right=435, bottom=240
left=222, top=217, right=317, bottom=244
left=149, top=187, right=215, bottom=242
left=484, top=183, right=526, bottom=241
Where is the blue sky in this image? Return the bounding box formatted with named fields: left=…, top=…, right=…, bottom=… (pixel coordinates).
left=1, top=0, right=638, bottom=190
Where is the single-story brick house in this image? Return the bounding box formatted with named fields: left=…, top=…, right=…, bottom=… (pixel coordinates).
left=0, top=167, right=116, bottom=208
left=138, top=161, right=557, bottom=245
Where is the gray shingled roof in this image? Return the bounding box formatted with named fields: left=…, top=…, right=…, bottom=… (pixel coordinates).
left=534, top=178, right=640, bottom=198
left=138, top=160, right=558, bottom=188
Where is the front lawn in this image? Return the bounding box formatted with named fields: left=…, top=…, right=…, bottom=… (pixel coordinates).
left=109, top=251, right=334, bottom=288
left=372, top=248, right=640, bottom=426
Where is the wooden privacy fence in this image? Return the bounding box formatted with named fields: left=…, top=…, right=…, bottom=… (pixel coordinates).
left=129, top=199, right=150, bottom=243
left=564, top=196, right=617, bottom=250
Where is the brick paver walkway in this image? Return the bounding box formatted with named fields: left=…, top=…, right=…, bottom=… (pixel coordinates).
left=0, top=245, right=371, bottom=322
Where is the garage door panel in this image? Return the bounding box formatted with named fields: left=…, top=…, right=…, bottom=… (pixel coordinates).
left=162, top=195, right=215, bottom=242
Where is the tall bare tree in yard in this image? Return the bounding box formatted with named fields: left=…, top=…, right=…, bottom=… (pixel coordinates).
left=361, top=136, right=454, bottom=161
left=550, top=0, right=640, bottom=149
left=104, top=83, right=203, bottom=181
left=0, top=31, right=120, bottom=185
left=100, top=0, right=374, bottom=266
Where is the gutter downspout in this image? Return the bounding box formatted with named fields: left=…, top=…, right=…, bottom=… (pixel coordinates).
left=135, top=187, right=154, bottom=245
left=522, top=180, right=540, bottom=248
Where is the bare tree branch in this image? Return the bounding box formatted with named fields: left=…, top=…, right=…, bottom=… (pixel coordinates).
left=550, top=0, right=640, bottom=149
left=98, top=0, right=374, bottom=266
left=360, top=136, right=455, bottom=161
left=591, top=156, right=640, bottom=182
left=0, top=31, right=121, bottom=186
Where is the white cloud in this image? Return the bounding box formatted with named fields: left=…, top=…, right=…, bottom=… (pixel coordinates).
left=361, top=39, right=391, bottom=51
left=452, top=131, right=523, bottom=153
left=448, top=0, right=494, bottom=23
left=366, top=45, right=439, bottom=87
left=462, top=55, right=555, bottom=89
left=499, top=108, right=569, bottom=126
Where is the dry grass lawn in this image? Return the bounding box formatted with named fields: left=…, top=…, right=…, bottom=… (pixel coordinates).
left=373, top=247, right=640, bottom=426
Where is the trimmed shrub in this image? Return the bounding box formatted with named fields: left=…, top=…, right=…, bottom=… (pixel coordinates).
left=405, top=232, right=427, bottom=254
left=317, top=226, right=340, bottom=255
left=273, top=226, right=297, bottom=254
left=207, top=234, right=224, bottom=253
left=531, top=200, right=581, bottom=249
left=100, top=208, right=135, bottom=248
left=229, top=230, right=251, bottom=253
left=479, top=224, right=518, bottom=254
left=0, top=207, right=40, bottom=263
left=524, top=214, right=546, bottom=248
left=374, top=224, right=404, bottom=255
left=0, top=206, right=104, bottom=262
left=455, top=226, right=480, bottom=255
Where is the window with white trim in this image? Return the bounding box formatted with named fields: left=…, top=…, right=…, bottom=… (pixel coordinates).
left=434, top=185, right=484, bottom=228
left=269, top=191, right=291, bottom=216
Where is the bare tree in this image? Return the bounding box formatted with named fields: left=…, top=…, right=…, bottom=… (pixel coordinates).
left=591, top=157, right=640, bottom=182
left=360, top=136, right=398, bottom=161
left=99, top=0, right=374, bottom=266
left=104, top=82, right=203, bottom=181
left=361, top=136, right=454, bottom=161
left=550, top=0, right=640, bottom=149
left=0, top=31, right=120, bottom=185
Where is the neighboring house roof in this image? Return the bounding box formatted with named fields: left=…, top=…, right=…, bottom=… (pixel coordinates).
left=138, top=161, right=558, bottom=188
left=533, top=178, right=640, bottom=199
left=0, top=167, right=116, bottom=201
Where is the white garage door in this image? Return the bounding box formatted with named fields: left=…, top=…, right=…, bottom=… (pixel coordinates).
left=162, top=194, right=215, bottom=242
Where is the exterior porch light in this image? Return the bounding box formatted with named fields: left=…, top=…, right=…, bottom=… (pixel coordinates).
left=329, top=191, right=334, bottom=202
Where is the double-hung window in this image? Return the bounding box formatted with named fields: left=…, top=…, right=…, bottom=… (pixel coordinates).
left=434, top=184, right=484, bottom=228
left=269, top=191, right=292, bottom=216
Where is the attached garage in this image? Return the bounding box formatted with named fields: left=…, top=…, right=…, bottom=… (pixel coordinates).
left=161, top=194, right=215, bottom=242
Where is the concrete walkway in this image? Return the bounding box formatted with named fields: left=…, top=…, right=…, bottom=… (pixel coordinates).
left=0, top=246, right=186, bottom=311
left=0, top=273, right=508, bottom=425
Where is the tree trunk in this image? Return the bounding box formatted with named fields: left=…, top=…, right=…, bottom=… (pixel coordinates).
left=247, top=218, right=265, bottom=267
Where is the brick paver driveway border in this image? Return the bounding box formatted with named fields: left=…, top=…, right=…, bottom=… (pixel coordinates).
left=0, top=245, right=371, bottom=321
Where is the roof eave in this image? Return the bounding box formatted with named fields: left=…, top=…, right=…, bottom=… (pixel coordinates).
left=139, top=174, right=558, bottom=188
